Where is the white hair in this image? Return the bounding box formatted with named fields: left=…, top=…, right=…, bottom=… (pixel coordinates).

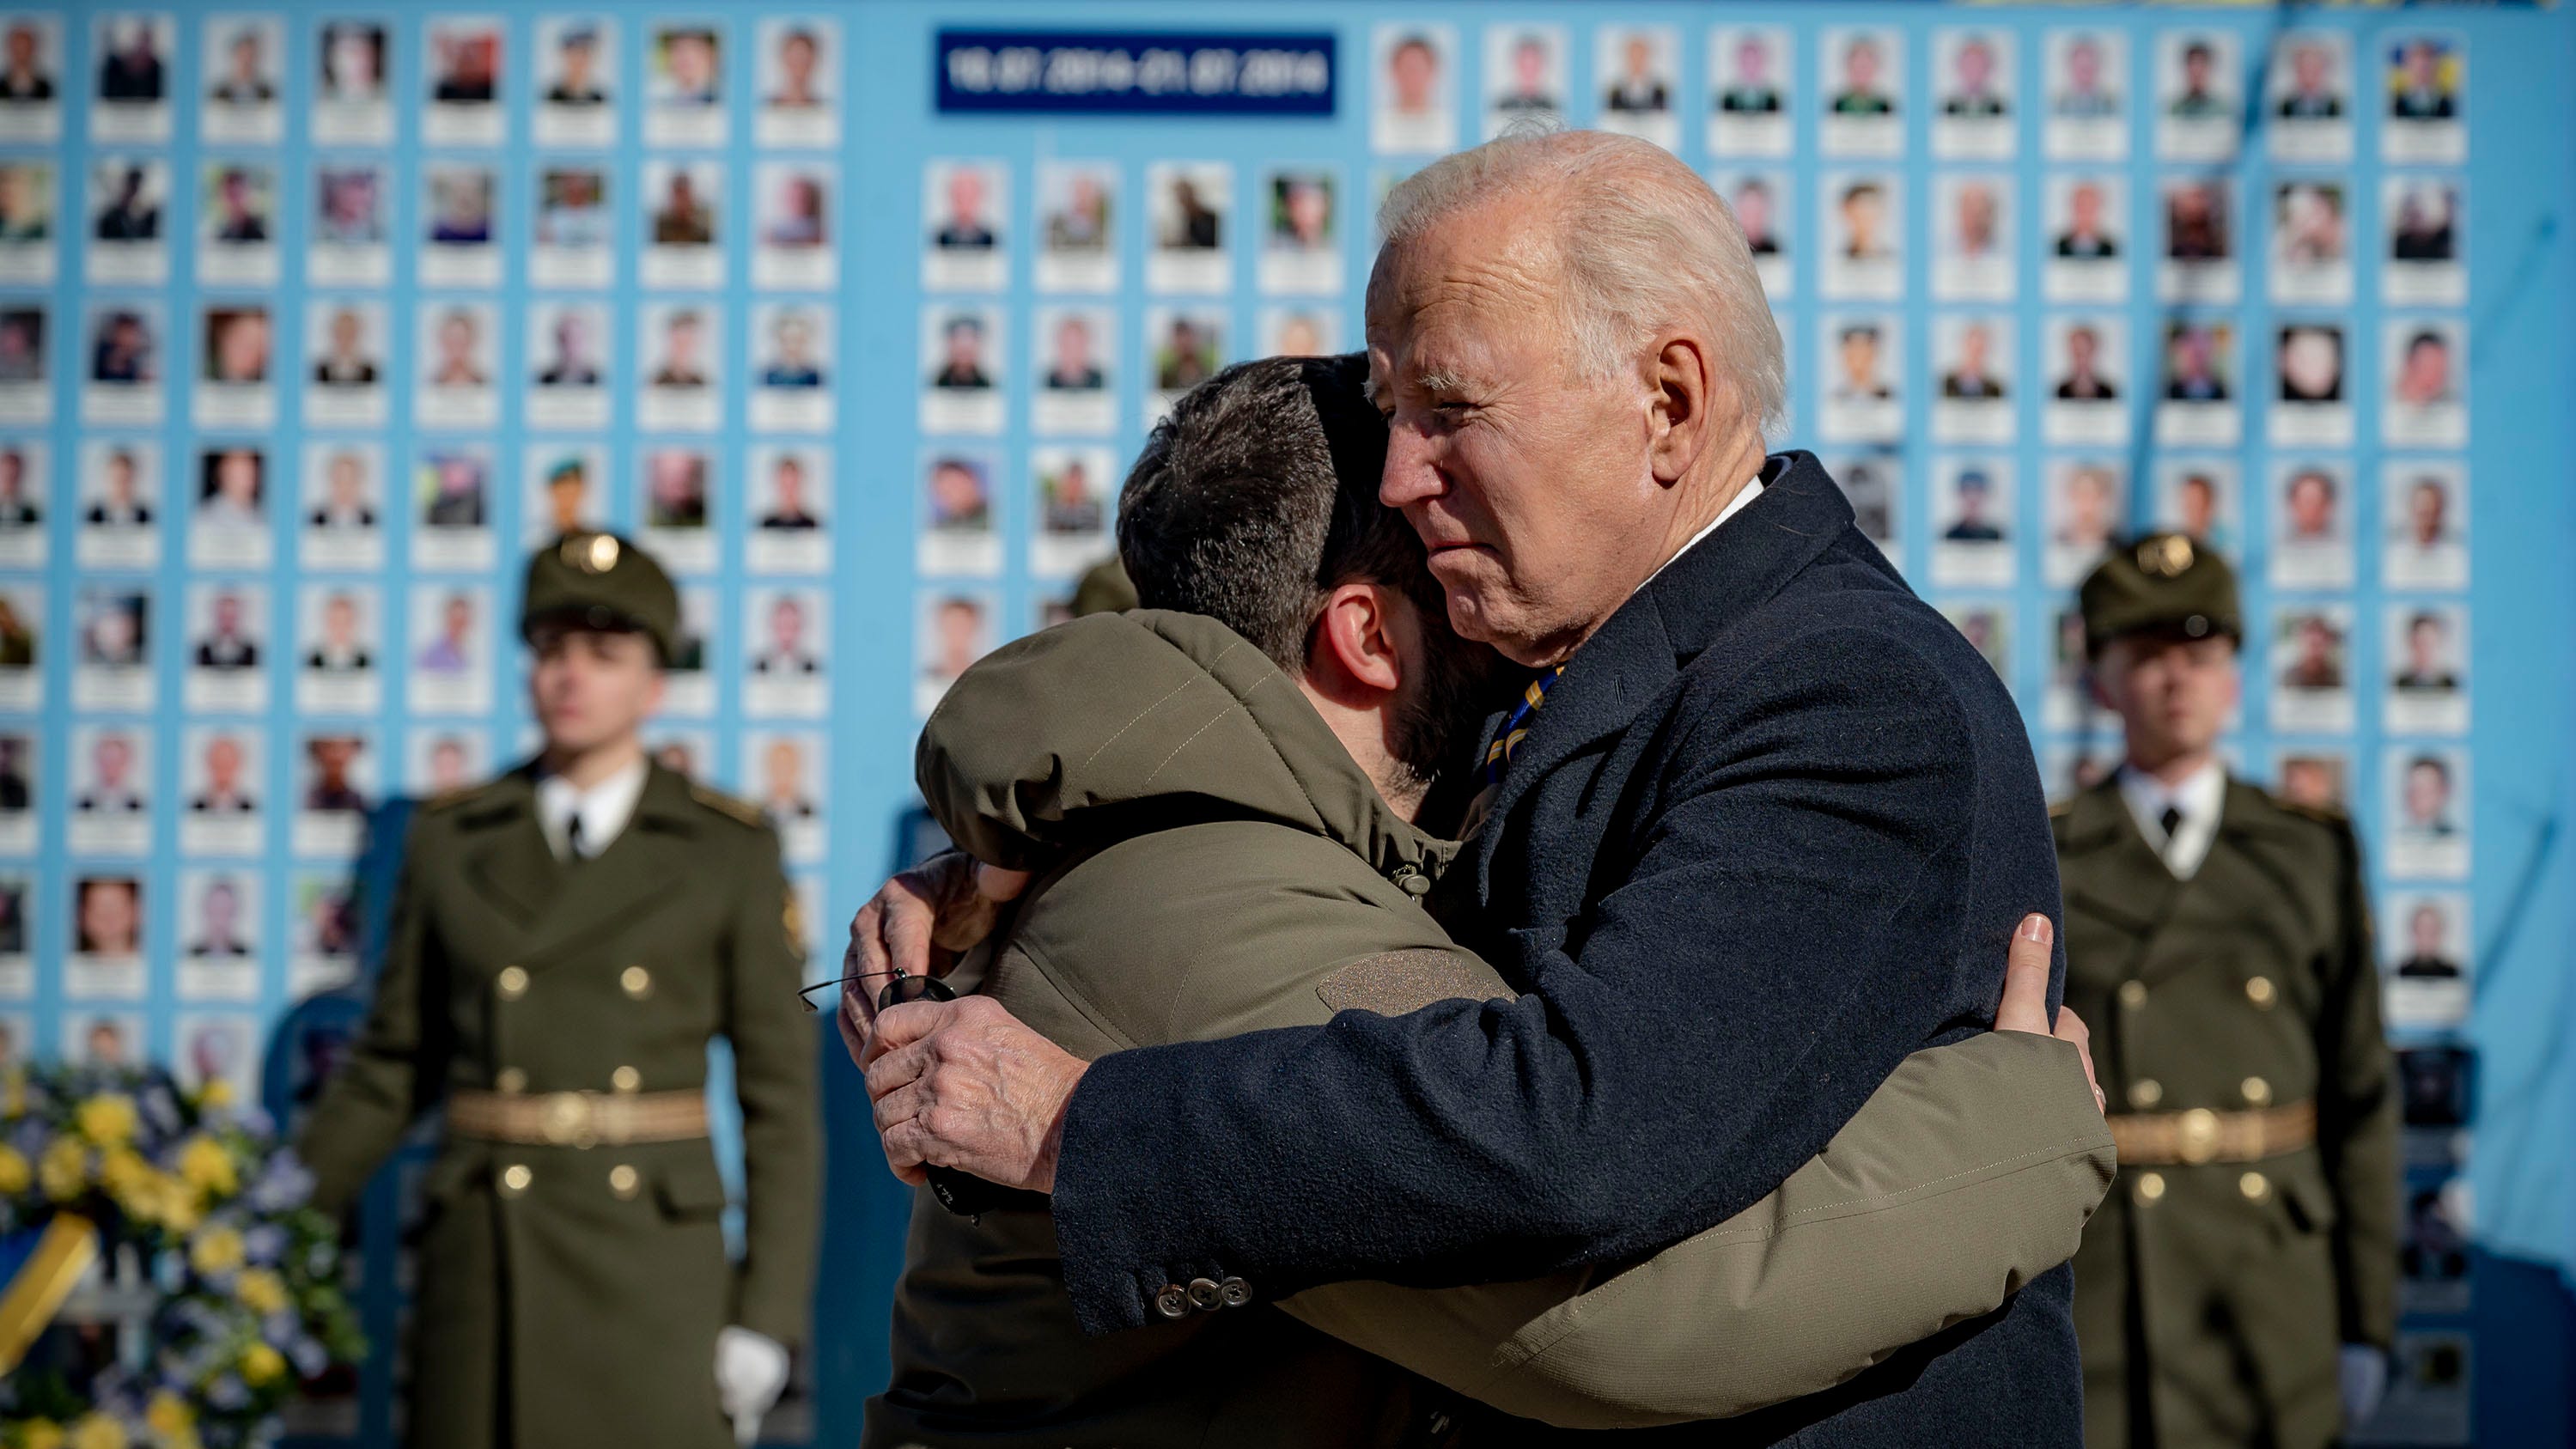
left=1375, top=124, right=1787, bottom=440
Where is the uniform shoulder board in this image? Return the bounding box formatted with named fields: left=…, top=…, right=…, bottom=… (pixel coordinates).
left=689, top=782, right=770, bottom=830
left=2048, top=797, right=2075, bottom=819
left=421, top=778, right=505, bottom=816
left=2251, top=782, right=2354, bottom=832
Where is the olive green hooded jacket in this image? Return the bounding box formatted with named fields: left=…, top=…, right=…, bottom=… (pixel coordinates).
left=867, top=612, right=2113, bottom=1445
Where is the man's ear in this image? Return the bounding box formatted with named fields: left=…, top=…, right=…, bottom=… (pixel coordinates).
left=1309, top=581, right=1404, bottom=700
left=1646, top=333, right=1716, bottom=486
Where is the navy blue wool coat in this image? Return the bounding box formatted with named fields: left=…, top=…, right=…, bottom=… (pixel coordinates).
left=1050, top=451, right=2082, bottom=1444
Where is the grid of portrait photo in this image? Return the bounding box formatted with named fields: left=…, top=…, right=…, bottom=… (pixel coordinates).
left=0, top=9, right=851, bottom=1116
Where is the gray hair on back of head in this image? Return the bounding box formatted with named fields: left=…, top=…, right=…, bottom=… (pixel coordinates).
left=1375, top=121, right=1787, bottom=440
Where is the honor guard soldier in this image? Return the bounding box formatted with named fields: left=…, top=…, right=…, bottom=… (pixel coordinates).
left=2058, top=533, right=2398, bottom=1449
left=296, top=532, right=822, bottom=1449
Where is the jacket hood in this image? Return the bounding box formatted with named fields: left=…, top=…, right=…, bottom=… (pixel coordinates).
left=916, top=610, right=1452, bottom=885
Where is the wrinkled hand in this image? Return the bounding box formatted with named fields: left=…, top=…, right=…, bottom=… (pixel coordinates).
left=1997, top=912, right=2104, bottom=1116
left=862, top=993, right=1086, bottom=1191
left=837, top=854, right=1030, bottom=1067
left=713, top=1325, right=789, bottom=1446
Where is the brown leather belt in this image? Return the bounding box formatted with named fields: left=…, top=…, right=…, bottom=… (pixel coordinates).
left=448, top=1089, right=709, bottom=1149
left=2109, top=1101, right=2316, bottom=1166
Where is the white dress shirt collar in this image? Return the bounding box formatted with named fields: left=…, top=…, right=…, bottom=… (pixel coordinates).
left=2117, top=758, right=2228, bottom=880
left=1633, top=475, right=1766, bottom=600
left=536, top=755, right=649, bottom=861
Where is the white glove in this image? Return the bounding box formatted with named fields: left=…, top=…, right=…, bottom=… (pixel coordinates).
left=2339, top=1343, right=2389, bottom=1427
left=715, top=1325, right=791, bottom=1446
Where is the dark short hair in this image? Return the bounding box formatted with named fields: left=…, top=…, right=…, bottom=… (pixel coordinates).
left=1117, top=352, right=1427, bottom=673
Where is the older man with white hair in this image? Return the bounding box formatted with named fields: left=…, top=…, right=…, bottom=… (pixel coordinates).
left=855, top=129, right=2083, bottom=1443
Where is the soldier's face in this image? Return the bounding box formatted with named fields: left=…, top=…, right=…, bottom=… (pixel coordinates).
left=2092, top=634, right=2239, bottom=766
left=528, top=626, right=664, bottom=755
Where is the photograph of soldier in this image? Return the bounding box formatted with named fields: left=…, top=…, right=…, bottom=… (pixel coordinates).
left=1940, top=33, right=2007, bottom=116
left=542, top=21, right=607, bottom=107
left=2388, top=37, right=2459, bottom=120
left=2054, top=322, right=2120, bottom=399
left=96, top=15, right=167, bottom=103
left=418, top=449, right=490, bottom=530
left=650, top=165, right=716, bottom=247
left=924, top=456, right=989, bottom=534
left=302, top=588, right=373, bottom=674
left=1714, top=30, right=1782, bottom=113
left=2059, top=535, right=2397, bottom=1448
left=2275, top=182, right=2347, bottom=267
left=758, top=308, right=825, bottom=389
left=1039, top=165, right=1111, bottom=256
left=2052, top=461, right=2122, bottom=553
left=0, top=734, right=27, bottom=812
left=0, top=20, right=52, bottom=103
left=2275, top=38, right=2346, bottom=119
left=1830, top=321, right=1892, bottom=402
left=757, top=453, right=823, bottom=532
left=186, top=874, right=253, bottom=958
left=2277, top=754, right=2348, bottom=813
left=2052, top=33, right=2121, bottom=119
left=652, top=25, right=722, bottom=107
left=2161, top=322, right=2232, bottom=402
left=204, top=161, right=270, bottom=243
left=308, top=446, right=377, bottom=530
left=301, top=734, right=368, bottom=815
left=644, top=449, right=709, bottom=531
left=427, top=19, right=498, bottom=106
left=92, top=161, right=161, bottom=241
left=318, top=21, right=385, bottom=105
left=752, top=594, right=820, bottom=676
left=295, top=532, right=819, bottom=1449
left=2278, top=324, right=2345, bottom=403
left=204, top=305, right=271, bottom=386
left=2278, top=611, right=2348, bottom=692
left=195, top=445, right=264, bottom=529
left=316, top=165, right=382, bottom=246
left=2396, top=901, right=2464, bottom=980
left=535, top=305, right=603, bottom=388
left=75, top=729, right=145, bottom=813
left=920, top=594, right=991, bottom=687
left=1941, top=466, right=2006, bottom=543
left=1041, top=311, right=1105, bottom=392
left=764, top=22, right=826, bottom=111
left=2166, top=37, right=2226, bottom=118
left=2393, top=609, right=2463, bottom=694
left=77, top=588, right=147, bottom=669
left=1940, top=320, right=2007, bottom=399
left=1833, top=177, right=1891, bottom=260
left=73, top=877, right=142, bottom=958
left=193, top=585, right=259, bottom=671
left=2389, top=180, right=2458, bottom=264
left=2165, top=180, right=2229, bottom=262
left=1726, top=176, right=1781, bottom=255
left=0, top=162, right=48, bottom=243
left=1378, top=30, right=1447, bottom=129
left=536, top=167, right=610, bottom=250
left=2283, top=466, right=2342, bottom=544
left=426, top=165, right=494, bottom=247
left=649, top=309, right=711, bottom=390
left=759, top=168, right=826, bottom=251
left=191, top=732, right=256, bottom=813
left=312, top=302, right=379, bottom=387
left=1599, top=28, right=1672, bottom=120
left=1489, top=31, right=1560, bottom=122
left=0, top=447, right=33, bottom=528
left=927, top=314, right=991, bottom=392
left=2398, top=755, right=2462, bottom=839
left=2394, top=328, right=2457, bottom=407
left=425, top=305, right=490, bottom=389
left=1154, top=313, right=1221, bottom=393
left=1830, top=33, right=1895, bottom=115
left=2055, top=179, right=2120, bottom=258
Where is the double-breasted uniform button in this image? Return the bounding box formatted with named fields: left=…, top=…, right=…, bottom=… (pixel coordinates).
left=2117, top=979, right=2148, bottom=1010
left=609, top=1164, right=640, bottom=1200
left=2134, top=1171, right=2166, bottom=1202
left=2239, top=1172, right=2270, bottom=1202
left=621, top=965, right=653, bottom=1000
left=1218, top=1276, right=1251, bottom=1308
left=611, top=1066, right=642, bottom=1093
left=2128, top=1079, right=2164, bottom=1109
left=495, top=1068, right=527, bottom=1095
left=2242, top=1075, right=2273, bottom=1106
left=497, top=965, right=530, bottom=1000
left=2244, top=976, right=2277, bottom=1008
left=1153, top=1285, right=1191, bottom=1320
left=1186, top=1277, right=1223, bottom=1312
left=500, top=1164, right=533, bottom=1196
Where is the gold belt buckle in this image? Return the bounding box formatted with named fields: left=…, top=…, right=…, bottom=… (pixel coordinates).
left=2176, top=1107, right=2220, bottom=1165
left=540, top=1093, right=600, bottom=1149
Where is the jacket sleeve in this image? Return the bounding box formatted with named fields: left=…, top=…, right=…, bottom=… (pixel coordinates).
left=1279, top=1032, right=2113, bottom=1428
left=1049, top=634, right=2002, bottom=1333
left=722, top=825, right=824, bottom=1349
left=295, top=816, right=449, bottom=1215
left=2317, top=822, right=2400, bottom=1350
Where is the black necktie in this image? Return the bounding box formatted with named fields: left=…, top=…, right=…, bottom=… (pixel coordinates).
left=2159, top=806, right=2184, bottom=845
left=565, top=812, right=588, bottom=861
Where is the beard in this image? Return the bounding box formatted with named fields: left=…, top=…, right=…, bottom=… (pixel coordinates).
left=1384, top=608, right=1521, bottom=801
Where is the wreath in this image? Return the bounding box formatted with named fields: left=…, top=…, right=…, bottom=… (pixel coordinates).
left=0, top=1064, right=363, bottom=1449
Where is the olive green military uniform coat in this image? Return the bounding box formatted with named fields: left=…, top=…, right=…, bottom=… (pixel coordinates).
left=2055, top=777, right=2398, bottom=1449
left=295, top=763, right=822, bottom=1449
left=869, top=612, right=2115, bottom=1446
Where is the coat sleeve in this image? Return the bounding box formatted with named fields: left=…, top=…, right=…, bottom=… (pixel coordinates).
left=1279, top=1032, right=2114, bottom=1428
left=295, top=815, right=450, bottom=1215
left=1048, top=631, right=2001, bottom=1334
left=2317, top=821, right=2400, bottom=1350
left=721, top=825, right=824, bottom=1349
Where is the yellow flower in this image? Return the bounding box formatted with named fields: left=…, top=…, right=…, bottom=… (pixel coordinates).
left=19, top=1419, right=64, bottom=1449
left=238, top=1342, right=287, bottom=1386
left=234, top=1267, right=288, bottom=1316
left=98, top=1148, right=151, bottom=1198
left=65, top=1414, right=125, bottom=1449
left=38, top=1139, right=88, bottom=1201
left=74, top=1095, right=138, bottom=1148
left=188, top=1225, right=245, bottom=1275
left=177, top=1135, right=238, bottom=1199
left=0, top=1142, right=29, bottom=1194
left=195, top=1078, right=233, bottom=1111
left=3, top=1070, right=24, bottom=1119
left=143, top=1392, right=193, bottom=1437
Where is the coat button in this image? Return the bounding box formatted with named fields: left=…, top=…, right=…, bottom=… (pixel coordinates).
left=2116, top=980, right=2148, bottom=1010
left=2240, top=1171, right=2270, bottom=1202
left=500, top=1164, right=533, bottom=1196
left=2128, top=1078, right=2163, bottom=1109
left=2244, top=976, right=2277, bottom=1008
left=1391, top=866, right=1430, bottom=897
left=495, top=1068, right=527, bottom=1095
left=621, top=965, right=652, bottom=999
left=2242, top=1075, right=2272, bottom=1106
left=1187, top=1277, right=1223, bottom=1312
left=1218, top=1276, right=1251, bottom=1308
left=496, top=965, right=529, bottom=1000
left=609, top=1164, right=640, bottom=1200
left=2134, top=1171, right=2165, bottom=1202
left=1153, top=1285, right=1191, bottom=1320
left=611, top=1066, right=642, bottom=1093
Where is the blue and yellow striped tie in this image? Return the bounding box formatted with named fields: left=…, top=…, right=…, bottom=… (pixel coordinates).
left=1482, top=667, right=1565, bottom=785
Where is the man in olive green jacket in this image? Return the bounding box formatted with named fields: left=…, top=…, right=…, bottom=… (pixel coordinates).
left=862, top=358, right=2111, bottom=1446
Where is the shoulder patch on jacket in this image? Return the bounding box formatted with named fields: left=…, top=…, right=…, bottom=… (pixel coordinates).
left=1318, top=950, right=1507, bottom=1017
left=689, top=782, right=768, bottom=829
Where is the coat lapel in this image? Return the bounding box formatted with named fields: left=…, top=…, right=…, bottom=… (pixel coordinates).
left=459, top=770, right=559, bottom=932
left=2057, top=780, right=2181, bottom=939
left=515, top=764, right=700, bottom=969
left=1467, top=452, right=1860, bottom=908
